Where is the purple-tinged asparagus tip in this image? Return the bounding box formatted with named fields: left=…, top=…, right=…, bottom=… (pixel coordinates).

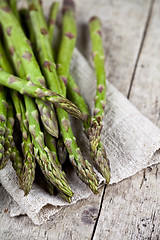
left=62, top=0, right=75, bottom=14
left=89, top=16, right=102, bottom=26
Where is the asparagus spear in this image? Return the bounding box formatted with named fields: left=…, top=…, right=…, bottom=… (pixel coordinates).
left=88, top=16, right=110, bottom=184
left=47, top=3, right=71, bottom=166
left=3, top=100, right=24, bottom=188
left=60, top=4, right=109, bottom=183
left=0, top=42, right=10, bottom=167
left=0, top=1, right=59, bottom=138
left=67, top=74, right=110, bottom=183
left=21, top=6, right=69, bottom=168
left=27, top=0, right=98, bottom=193
left=56, top=0, right=77, bottom=96
left=19, top=96, right=36, bottom=195
left=48, top=2, right=59, bottom=44
left=0, top=69, right=83, bottom=119
left=0, top=86, right=8, bottom=168
left=67, top=74, right=91, bottom=132
left=67, top=17, right=110, bottom=183
left=0, top=41, right=20, bottom=170
left=44, top=130, right=72, bottom=202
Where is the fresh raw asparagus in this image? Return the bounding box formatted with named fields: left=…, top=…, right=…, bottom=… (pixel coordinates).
left=19, top=98, right=36, bottom=195
left=27, top=0, right=98, bottom=193
left=56, top=0, right=77, bottom=96
left=0, top=42, right=9, bottom=167
left=88, top=16, right=110, bottom=184
left=0, top=86, right=8, bottom=168
left=67, top=74, right=110, bottom=183
left=4, top=100, right=24, bottom=188
left=48, top=2, right=59, bottom=44
left=11, top=90, right=35, bottom=195
left=0, top=1, right=59, bottom=138
left=0, top=41, right=19, bottom=170
left=22, top=5, right=69, bottom=168
left=67, top=74, right=91, bottom=132
left=0, top=69, right=83, bottom=120
left=44, top=130, right=72, bottom=202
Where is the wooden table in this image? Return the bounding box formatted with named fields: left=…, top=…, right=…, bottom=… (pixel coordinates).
left=0, top=0, right=160, bottom=239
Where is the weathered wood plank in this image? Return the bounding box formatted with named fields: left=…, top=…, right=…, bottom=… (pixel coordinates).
left=93, top=166, right=160, bottom=240
left=129, top=0, right=160, bottom=127
left=93, top=0, right=160, bottom=239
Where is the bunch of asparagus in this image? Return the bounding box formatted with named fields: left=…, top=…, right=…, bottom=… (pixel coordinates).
left=0, top=0, right=110, bottom=202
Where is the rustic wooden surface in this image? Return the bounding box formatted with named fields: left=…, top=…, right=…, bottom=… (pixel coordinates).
left=0, top=0, right=160, bottom=239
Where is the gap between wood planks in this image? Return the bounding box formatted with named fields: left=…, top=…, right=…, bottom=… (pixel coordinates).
left=127, top=0, right=155, bottom=99
left=90, top=0, right=155, bottom=239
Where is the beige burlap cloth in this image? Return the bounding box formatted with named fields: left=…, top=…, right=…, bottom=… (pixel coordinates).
left=0, top=49, right=160, bottom=225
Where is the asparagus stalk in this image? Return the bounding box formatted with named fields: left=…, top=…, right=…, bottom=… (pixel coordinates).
left=0, top=40, right=20, bottom=170
left=0, top=69, right=83, bottom=120
left=27, top=0, right=98, bottom=193
left=67, top=75, right=110, bottom=183
left=0, top=86, right=8, bottom=169
left=44, top=130, right=72, bottom=202
left=48, top=2, right=59, bottom=44
left=66, top=17, right=110, bottom=183
left=67, top=74, right=91, bottom=132
left=58, top=0, right=98, bottom=192
left=4, top=100, right=24, bottom=188
left=0, top=1, right=59, bottom=138
left=56, top=0, right=77, bottom=96
left=19, top=96, right=36, bottom=195
left=88, top=16, right=110, bottom=184
left=21, top=6, right=69, bottom=168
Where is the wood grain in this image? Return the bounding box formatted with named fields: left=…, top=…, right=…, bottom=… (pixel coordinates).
left=93, top=166, right=160, bottom=240
left=94, top=0, right=160, bottom=239
left=129, top=0, right=160, bottom=127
